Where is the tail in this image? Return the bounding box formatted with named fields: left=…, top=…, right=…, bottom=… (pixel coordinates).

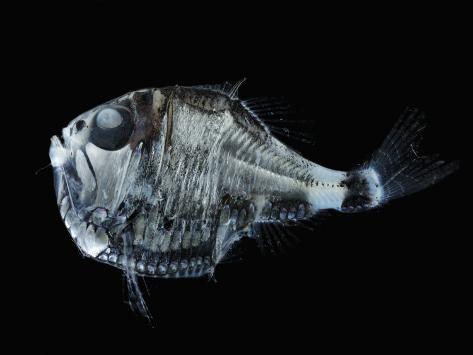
left=342, top=107, right=459, bottom=212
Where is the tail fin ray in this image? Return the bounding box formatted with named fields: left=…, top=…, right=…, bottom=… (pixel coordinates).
left=368, top=107, right=459, bottom=204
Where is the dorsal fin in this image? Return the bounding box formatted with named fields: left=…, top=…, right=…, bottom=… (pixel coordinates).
left=194, top=81, right=317, bottom=146
left=227, top=78, right=246, bottom=99
left=243, top=96, right=293, bottom=118
left=193, top=78, right=247, bottom=99
left=242, top=97, right=317, bottom=146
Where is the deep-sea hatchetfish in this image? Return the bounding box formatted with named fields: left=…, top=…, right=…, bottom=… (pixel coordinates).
left=50, top=81, right=458, bottom=282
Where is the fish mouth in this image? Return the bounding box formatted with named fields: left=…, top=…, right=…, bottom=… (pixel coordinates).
left=50, top=136, right=110, bottom=258
left=54, top=165, right=213, bottom=278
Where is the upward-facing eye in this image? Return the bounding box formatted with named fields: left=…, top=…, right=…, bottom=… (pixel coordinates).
left=90, top=106, right=134, bottom=150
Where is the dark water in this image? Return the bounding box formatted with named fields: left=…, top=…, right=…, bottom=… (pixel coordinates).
left=21, top=2, right=466, bottom=347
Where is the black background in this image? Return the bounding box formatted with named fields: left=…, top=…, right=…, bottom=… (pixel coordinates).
left=18, top=1, right=467, bottom=347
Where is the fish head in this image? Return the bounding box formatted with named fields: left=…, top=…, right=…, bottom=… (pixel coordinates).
left=49, top=89, right=161, bottom=258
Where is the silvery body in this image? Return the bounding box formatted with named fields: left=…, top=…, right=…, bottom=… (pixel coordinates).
left=49, top=84, right=457, bottom=278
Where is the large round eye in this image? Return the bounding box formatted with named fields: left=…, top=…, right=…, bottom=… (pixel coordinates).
left=90, top=106, right=134, bottom=150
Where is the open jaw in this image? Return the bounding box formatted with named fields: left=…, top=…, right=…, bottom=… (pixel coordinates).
left=54, top=164, right=110, bottom=258
left=56, top=176, right=213, bottom=277
left=50, top=134, right=110, bottom=261
left=52, top=145, right=214, bottom=278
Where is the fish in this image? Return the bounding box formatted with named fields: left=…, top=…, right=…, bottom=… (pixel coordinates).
left=49, top=80, right=458, bottom=316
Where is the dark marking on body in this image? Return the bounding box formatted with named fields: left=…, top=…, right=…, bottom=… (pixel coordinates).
left=341, top=171, right=372, bottom=212
left=164, top=90, right=175, bottom=151
left=125, top=89, right=156, bottom=150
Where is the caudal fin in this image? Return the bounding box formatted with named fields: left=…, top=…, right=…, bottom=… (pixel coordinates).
left=368, top=107, right=459, bottom=204
left=342, top=108, right=458, bottom=212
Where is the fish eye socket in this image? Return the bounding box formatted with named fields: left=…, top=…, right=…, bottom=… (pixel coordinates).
left=75, top=120, right=86, bottom=131
left=90, top=106, right=134, bottom=150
